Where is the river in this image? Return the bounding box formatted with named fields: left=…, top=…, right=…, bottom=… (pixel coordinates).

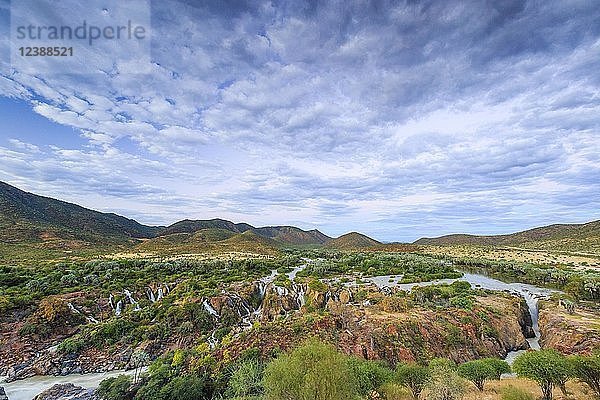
left=1, top=268, right=558, bottom=398
left=0, top=369, right=138, bottom=400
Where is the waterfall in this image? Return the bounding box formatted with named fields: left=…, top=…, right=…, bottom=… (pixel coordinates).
left=203, top=299, right=219, bottom=317
left=115, top=300, right=123, bottom=316
left=124, top=289, right=141, bottom=311
left=67, top=302, right=99, bottom=324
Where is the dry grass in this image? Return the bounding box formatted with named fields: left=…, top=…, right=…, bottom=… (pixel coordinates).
left=422, top=245, right=600, bottom=270
left=462, top=377, right=595, bottom=400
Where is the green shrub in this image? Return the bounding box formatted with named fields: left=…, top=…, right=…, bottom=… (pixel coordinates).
left=500, top=386, right=535, bottom=400
left=98, top=375, right=132, bottom=400
left=395, top=362, right=429, bottom=399
left=347, top=357, right=393, bottom=396
left=426, top=360, right=465, bottom=400
left=226, top=360, right=264, bottom=398
left=58, top=336, right=85, bottom=354
left=569, top=353, right=600, bottom=396
left=513, top=349, right=572, bottom=400
left=263, top=340, right=357, bottom=400
left=457, top=360, right=496, bottom=391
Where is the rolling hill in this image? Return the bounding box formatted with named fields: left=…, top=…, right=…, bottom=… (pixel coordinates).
left=0, top=181, right=161, bottom=244
left=414, top=220, right=600, bottom=252
left=0, top=182, right=330, bottom=251
left=136, top=228, right=280, bottom=255
left=159, top=219, right=330, bottom=245
left=325, top=232, right=381, bottom=250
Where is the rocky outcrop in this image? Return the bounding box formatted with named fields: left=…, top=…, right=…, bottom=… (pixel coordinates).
left=539, top=301, right=600, bottom=354
left=32, top=384, right=98, bottom=400
left=0, top=387, right=8, bottom=400
left=215, top=292, right=530, bottom=366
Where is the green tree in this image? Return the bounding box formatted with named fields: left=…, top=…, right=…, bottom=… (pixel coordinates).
left=513, top=350, right=572, bottom=400
left=426, top=360, right=466, bottom=400
left=98, top=375, right=132, bottom=400
left=569, top=353, right=600, bottom=397
left=394, top=363, right=429, bottom=399
left=263, top=340, right=357, bottom=400
left=347, top=357, right=393, bottom=397
left=457, top=360, right=496, bottom=391
left=481, top=358, right=511, bottom=380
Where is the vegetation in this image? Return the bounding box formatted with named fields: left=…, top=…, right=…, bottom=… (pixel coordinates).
left=263, top=340, right=358, bottom=400
left=457, top=359, right=508, bottom=391
left=569, top=352, right=600, bottom=397
left=513, top=350, right=572, bottom=400
left=395, top=362, right=430, bottom=398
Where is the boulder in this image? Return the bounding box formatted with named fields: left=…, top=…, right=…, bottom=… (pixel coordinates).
left=32, top=383, right=98, bottom=400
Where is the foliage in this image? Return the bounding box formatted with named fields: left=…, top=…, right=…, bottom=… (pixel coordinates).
left=347, top=357, right=393, bottom=396
left=226, top=360, right=264, bottom=398
left=425, top=359, right=466, bottom=400
left=97, top=375, right=133, bottom=400
left=395, top=362, right=429, bottom=399
left=569, top=352, right=600, bottom=397
left=58, top=336, right=85, bottom=354
left=263, top=340, right=358, bottom=400
left=513, top=349, right=572, bottom=400
left=481, top=357, right=511, bottom=379
left=457, top=360, right=496, bottom=391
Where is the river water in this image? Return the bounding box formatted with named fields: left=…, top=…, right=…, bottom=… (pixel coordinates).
left=0, top=369, right=138, bottom=400
left=1, top=268, right=558, bottom=398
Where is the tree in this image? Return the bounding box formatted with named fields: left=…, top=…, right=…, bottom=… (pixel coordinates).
left=395, top=363, right=430, bottom=399
left=98, top=375, right=132, bottom=400
left=457, top=360, right=496, bottom=391
left=347, top=357, right=393, bottom=397
left=569, top=353, right=600, bottom=397
left=513, top=350, right=572, bottom=400
left=426, top=360, right=466, bottom=400
left=263, top=340, right=357, bottom=400
left=481, top=358, right=511, bottom=380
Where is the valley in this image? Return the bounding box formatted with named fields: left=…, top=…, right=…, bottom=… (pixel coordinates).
left=1, top=182, right=599, bottom=400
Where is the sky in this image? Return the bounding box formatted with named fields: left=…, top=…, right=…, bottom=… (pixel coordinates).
left=0, top=0, right=599, bottom=242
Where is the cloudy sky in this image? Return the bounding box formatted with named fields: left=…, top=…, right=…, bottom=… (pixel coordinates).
left=0, top=0, right=599, bottom=241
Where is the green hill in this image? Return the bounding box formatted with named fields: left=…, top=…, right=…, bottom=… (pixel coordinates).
left=414, top=220, right=600, bottom=252
left=160, top=219, right=331, bottom=245
left=325, top=232, right=381, bottom=250
left=0, top=181, right=160, bottom=245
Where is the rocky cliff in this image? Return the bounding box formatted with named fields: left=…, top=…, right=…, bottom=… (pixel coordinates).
left=539, top=300, right=600, bottom=354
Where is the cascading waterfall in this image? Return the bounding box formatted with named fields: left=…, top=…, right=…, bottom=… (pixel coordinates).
left=67, top=302, right=99, bottom=324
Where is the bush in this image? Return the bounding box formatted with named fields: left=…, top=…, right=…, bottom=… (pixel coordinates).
left=395, top=363, right=429, bottom=399
left=481, top=358, right=511, bottom=379
left=263, top=340, right=357, bottom=400
left=347, top=357, right=393, bottom=396
left=425, top=360, right=466, bottom=400
left=58, top=336, right=85, bottom=354
left=458, top=360, right=496, bottom=391
left=500, top=386, right=535, bottom=400
left=98, top=375, right=132, bottom=400
left=569, top=353, right=600, bottom=396
left=226, top=360, right=264, bottom=398
left=513, top=350, right=572, bottom=400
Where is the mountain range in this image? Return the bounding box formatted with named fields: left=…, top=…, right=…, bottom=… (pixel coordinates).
left=414, top=220, right=600, bottom=250
left=1, top=181, right=598, bottom=254
left=0, top=181, right=335, bottom=249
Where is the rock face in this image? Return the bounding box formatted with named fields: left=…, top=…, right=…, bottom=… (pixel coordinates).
left=0, top=386, right=9, bottom=400
left=32, top=384, right=98, bottom=400
left=539, top=302, right=600, bottom=354
left=216, top=292, right=531, bottom=365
